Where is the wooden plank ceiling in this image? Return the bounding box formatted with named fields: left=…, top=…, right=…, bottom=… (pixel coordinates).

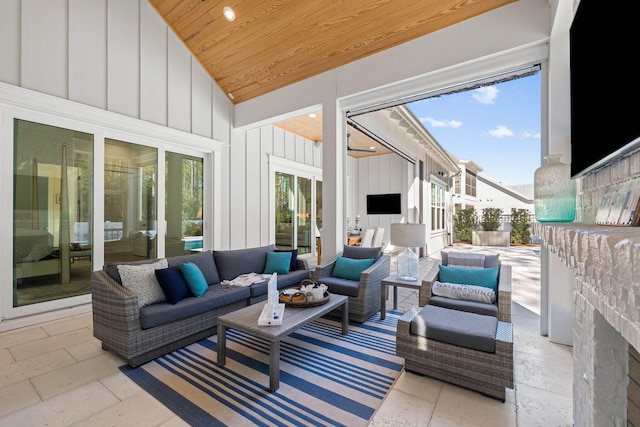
left=149, top=0, right=515, bottom=156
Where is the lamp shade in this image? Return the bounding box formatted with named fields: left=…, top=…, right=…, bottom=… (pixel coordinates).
left=390, top=223, right=427, bottom=247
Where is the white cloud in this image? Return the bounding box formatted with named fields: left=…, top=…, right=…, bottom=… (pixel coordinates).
left=473, top=86, right=499, bottom=105
left=421, top=117, right=462, bottom=128
left=520, top=130, right=541, bottom=139
left=488, top=125, right=513, bottom=137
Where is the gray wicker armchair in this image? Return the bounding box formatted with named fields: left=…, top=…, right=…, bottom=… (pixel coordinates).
left=313, top=245, right=390, bottom=323
left=396, top=251, right=513, bottom=401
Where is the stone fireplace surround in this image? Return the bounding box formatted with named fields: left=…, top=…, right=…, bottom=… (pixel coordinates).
left=533, top=146, right=640, bottom=426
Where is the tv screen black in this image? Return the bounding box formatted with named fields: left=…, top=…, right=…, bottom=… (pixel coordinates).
left=367, top=193, right=401, bottom=215
left=570, top=0, right=640, bottom=177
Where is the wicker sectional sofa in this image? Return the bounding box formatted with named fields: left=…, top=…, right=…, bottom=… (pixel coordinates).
left=91, top=244, right=309, bottom=367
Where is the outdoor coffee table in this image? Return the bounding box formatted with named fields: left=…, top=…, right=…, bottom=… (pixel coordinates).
left=216, top=294, right=348, bottom=391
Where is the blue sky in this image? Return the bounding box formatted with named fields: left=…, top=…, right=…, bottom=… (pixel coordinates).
left=407, top=72, right=541, bottom=185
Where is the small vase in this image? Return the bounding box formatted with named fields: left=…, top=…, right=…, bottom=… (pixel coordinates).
left=534, top=154, right=576, bottom=222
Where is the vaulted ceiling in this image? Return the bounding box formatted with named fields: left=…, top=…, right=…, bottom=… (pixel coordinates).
left=149, top=0, right=515, bottom=105
left=150, top=0, right=516, bottom=158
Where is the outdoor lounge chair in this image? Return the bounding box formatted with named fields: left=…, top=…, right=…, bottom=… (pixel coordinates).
left=396, top=251, right=514, bottom=401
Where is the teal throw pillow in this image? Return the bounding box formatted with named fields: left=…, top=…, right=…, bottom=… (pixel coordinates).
left=181, top=262, right=208, bottom=297
left=331, top=256, right=374, bottom=281
left=264, top=251, right=291, bottom=275
left=438, top=264, right=499, bottom=291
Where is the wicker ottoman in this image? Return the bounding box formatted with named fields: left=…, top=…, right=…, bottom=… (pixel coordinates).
left=396, top=305, right=514, bottom=401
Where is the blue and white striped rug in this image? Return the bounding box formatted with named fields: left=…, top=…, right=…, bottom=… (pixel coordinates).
left=121, top=312, right=403, bottom=427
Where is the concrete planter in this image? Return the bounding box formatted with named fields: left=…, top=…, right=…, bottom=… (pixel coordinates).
left=472, top=230, right=510, bottom=247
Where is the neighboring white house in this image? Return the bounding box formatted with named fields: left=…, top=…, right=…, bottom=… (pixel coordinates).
left=451, top=153, right=534, bottom=218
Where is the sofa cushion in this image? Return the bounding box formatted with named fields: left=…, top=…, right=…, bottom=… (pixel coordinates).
left=213, top=244, right=275, bottom=281
left=342, top=245, right=381, bottom=261
left=155, top=265, right=190, bottom=304
left=249, top=269, right=310, bottom=298
left=182, top=262, right=209, bottom=297
left=438, top=264, right=499, bottom=291
left=429, top=296, right=499, bottom=318
left=411, top=304, right=497, bottom=353
left=432, top=281, right=496, bottom=304
left=167, top=251, right=220, bottom=285
left=264, top=251, right=291, bottom=274
left=139, top=284, right=251, bottom=329
left=117, top=259, right=168, bottom=308
left=275, top=248, right=298, bottom=271
left=331, top=256, right=374, bottom=281
left=318, top=276, right=360, bottom=297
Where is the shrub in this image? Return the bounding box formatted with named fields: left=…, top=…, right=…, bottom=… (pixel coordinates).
left=453, top=207, right=477, bottom=242
left=510, top=208, right=532, bottom=244
left=480, top=208, right=502, bottom=231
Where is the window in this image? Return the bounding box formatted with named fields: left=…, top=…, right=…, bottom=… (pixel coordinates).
left=465, top=171, right=477, bottom=197
left=431, top=183, right=445, bottom=231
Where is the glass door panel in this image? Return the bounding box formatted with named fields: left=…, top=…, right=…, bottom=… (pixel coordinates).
left=165, top=152, right=203, bottom=257
left=13, top=119, right=93, bottom=307
left=104, top=139, right=157, bottom=263
left=275, top=172, right=294, bottom=250
left=297, top=177, right=312, bottom=254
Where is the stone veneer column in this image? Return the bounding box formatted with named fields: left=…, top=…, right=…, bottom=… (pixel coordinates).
left=534, top=223, right=640, bottom=425
left=574, top=291, right=628, bottom=426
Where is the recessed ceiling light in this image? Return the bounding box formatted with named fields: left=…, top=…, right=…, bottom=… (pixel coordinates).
left=308, top=113, right=316, bottom=118
left=223, top=6, right=235, bottom=21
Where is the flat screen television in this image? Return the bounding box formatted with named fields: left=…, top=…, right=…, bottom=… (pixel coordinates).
left=367, top=193, right=401, bottom=215
left=570, top=0, right=640, bottom=178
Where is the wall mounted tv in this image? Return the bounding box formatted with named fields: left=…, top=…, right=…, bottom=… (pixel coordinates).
left=570, top=0, right=640, bottom=178
left=367, top=193, right=401, bottom=215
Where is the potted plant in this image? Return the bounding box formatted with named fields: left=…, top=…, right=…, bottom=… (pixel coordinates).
left=472, top=208, right=510, bottom=246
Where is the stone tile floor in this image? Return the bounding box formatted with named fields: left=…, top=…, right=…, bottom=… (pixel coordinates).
left=0, top=244, right=573, bottom=426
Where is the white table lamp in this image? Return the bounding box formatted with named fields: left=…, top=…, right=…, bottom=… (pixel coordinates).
left=390, top=223, right=427, bottom=281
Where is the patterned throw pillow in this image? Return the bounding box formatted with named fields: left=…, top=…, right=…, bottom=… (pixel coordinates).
left=117, top=259, right=168, bottom=308
left=432, top=280, right=496, bottom=304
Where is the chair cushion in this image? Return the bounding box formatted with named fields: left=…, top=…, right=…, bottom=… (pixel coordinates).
left=438, top=264, right=499, bottom=291
left=264, top=251, right=291, bottom=274
left=318, top=276, right=360, bottom=297
left=331, top=256, right=374, bottom=281
left=342, top=245, right=381, bottom=261
left=411, top=305, right=497, bottom=353
left=429, top=296, right=499, bottom=318
left=441, top=251, right=499, bottom=268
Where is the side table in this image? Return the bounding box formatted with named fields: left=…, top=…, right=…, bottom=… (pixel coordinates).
left=380, top=274, right=422, bottom=320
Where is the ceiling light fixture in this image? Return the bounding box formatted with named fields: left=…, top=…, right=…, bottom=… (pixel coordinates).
left=308, top=113, right=316, bottom=118
left=223, top=6, right=236, bottom=21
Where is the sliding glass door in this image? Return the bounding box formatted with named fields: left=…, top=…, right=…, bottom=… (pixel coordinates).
left=273, top=167, right=322, bottom=257
left=165, top=152, right=204, bottom=257
left=104, top=139, right=157, bottom=263
left=13, top=119, right=94, bottom=307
